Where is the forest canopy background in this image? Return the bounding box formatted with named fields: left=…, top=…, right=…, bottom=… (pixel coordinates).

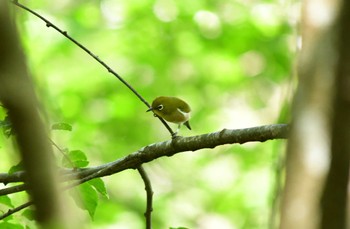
left=0, top=0, right=295, bottom=228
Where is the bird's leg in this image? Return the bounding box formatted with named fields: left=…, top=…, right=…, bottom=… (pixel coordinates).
left=171, top=132, right=178, bottom=139
left=171, top=124, right=181, bottom=139
left=176, top=124, right=181, bottom=134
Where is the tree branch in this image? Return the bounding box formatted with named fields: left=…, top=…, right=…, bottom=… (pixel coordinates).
left=0, top=124, right=288, bottom=220
left=1, top=124, right=289, bottom=186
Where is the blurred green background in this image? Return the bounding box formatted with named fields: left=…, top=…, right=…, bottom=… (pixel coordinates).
left=0, top=0, right=296, bottom=228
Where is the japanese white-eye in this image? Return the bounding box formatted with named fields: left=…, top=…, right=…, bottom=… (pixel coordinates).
left=147, top=96, right=191, bottom=131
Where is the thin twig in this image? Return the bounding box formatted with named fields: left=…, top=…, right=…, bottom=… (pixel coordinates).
left=11, top=0, right=175, bottom=137
left=137, top=166, right=153, bottom=229
left=49, top=138, right=75, bottom=168
left=0, top=201, right=33, bottom=220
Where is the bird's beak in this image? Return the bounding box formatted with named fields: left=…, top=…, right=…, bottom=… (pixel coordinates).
left=146, top=107, right=153, bottom=112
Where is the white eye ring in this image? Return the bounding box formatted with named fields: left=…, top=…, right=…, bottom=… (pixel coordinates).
left=157, top=104, right=163, bottom=110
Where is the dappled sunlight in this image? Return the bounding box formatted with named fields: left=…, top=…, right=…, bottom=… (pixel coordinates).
left=240, top=51, right=266, bottom=77
left=194, top=10, right=222, bottom=39
left=297, top=110, right=330, bottom=176
left=198, top=214, right=236, bottom=229
left=100, top=0, right=126, bottom=28
left=153, top=0, right=178, bottom=22
left=305, top=0, right=338, bottom=28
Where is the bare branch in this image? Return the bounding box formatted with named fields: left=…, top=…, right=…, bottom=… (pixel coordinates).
left=76, top=124, right=289, bottom=183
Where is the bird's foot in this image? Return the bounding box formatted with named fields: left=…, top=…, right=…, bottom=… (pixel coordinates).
left=171, top=132, right=178, bottom=139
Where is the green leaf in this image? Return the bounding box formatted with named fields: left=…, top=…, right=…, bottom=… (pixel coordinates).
left=0, top=196, right=14, bottom=208
left=62, top=150, right=89, bottom=168
left=0, top=117, right=10, bottom=128
left=0, top=221, right=25, bottom=229
left=21, top=209, right=35, bottom=221
left=71, top=183, right=98, bottom=219
left=169, top=227, right=190, bottom=229
left=88, top=178, right=108, bottom=199
left=0, top=116, right=13, bottom=138
left=51, top=123, right=72, bottom=131
left=8, top=162, right=24, bottom=174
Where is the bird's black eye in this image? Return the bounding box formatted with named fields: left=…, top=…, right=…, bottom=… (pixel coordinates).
left=157, top=104, right=163, bottom=110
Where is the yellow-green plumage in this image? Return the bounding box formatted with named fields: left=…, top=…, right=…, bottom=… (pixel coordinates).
left=147, top=96, right=191, bottom=130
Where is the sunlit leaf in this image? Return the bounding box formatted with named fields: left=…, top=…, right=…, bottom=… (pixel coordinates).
left=8, top=161, right=24, bottom=174
left=51, top=123, right=73, bottom=131
left=0, top=221, right=24, bottom=229
left=62, top=150, right=89, bottom=168
left=73, top=183, right=98, bottom=219
left=88, top=178, right=108, bottom=199
left=0, top=116, right=13, bottom=138
left=0, top=196, right=14, bottom=208
left=21, top=209, right=35, bottom=221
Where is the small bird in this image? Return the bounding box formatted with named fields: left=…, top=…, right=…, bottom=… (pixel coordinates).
left=147, top=96, right=191, bottom=132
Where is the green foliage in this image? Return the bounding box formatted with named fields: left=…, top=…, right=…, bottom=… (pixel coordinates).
left=21, top=209, right=35, bottom=221
left=51, top=122, right=73, bottom=131
left=69, top=178, right=107, bottom=220
left=62, top=150, right=89, bottom=168
left=71, top=182, right=99, bottom=220
left=0, top=115, right=13, bottom=138
left=0, top=221, right=24, bottom=229
left=8, top=162, right=24, bottom=174
left=88, top=178, right=109, bottom=199
left=0, top=196, right=14, bottom=208
left=1, top=0, right=294, bottom=228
